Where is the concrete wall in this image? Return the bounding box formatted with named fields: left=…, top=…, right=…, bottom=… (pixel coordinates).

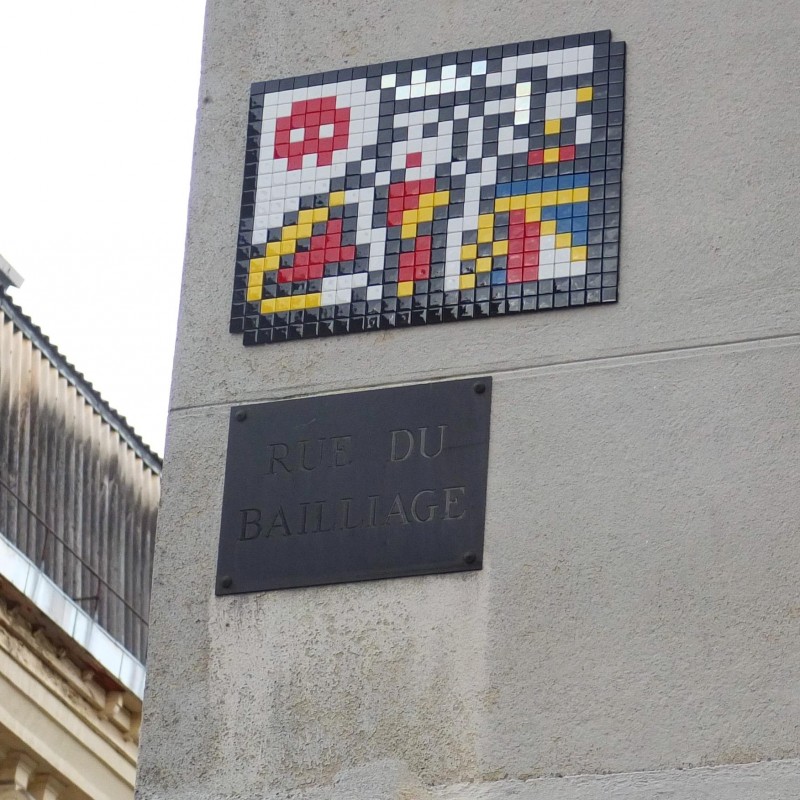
left=136, top=1, right=800, bottom=798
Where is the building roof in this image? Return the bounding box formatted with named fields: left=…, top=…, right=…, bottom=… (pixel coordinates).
left=0, top=289, right=162, bottom=474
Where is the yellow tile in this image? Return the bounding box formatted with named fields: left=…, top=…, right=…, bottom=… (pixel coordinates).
left=459, top=274, right=476, bottom=289
left=461, top=244, right=478, bottom=261
left=275, top=296, right=291, bottom=312
left=540, top=220, right=557, bottom=236
left=290, top=295, right=306, bottom=310
left=297, top=209, right=315, bottom=225
left=282, top=225, right=298, bottom=240
left=478, top=213, right=495, bottom=229
left=544, top=118, right=561, bottom=135
left=265, top=255, right=280, bottom=271
left=329, top=191, right=345, bottom=206
left=418, top=193, right=433, bottom=208
left=525, top=207, right=541, bottom=222
left=477, top=227, right=493, bottom=243
left=266, top=242, right=281, bottom=257
left=260, top=298, right=276, bottom=315
left=476, top=257, right=492, bottom=273
left=543, top=147, right=559, bottom=163
left=401, top=223, right=417, bottom=239
left=279, top=239, right=295, bottom=255
left=398, top=281, right=414, bottom=297
left=494, top=197, right=510, bottom=212
left=246, top=286, right=262, bottom=302
left=525, top=193, right=542, bottom=208
left=296, top=222, right=313, bottom=239
left=557, top=189, right=573, bottom=204
left=305, top=293, right=322, bottom=308
left=541, top=191, right=557, bottom=207
left=249, top=257, right=266, bottom=272
left=510, top=196, right=526, bottom=211
left=415, top=206, right=434, bottom=223
left=311, top=207, right=328, bottom=223
left=492, top=239, right=509, bottom=256
left=576, top=86, right=593, bottom=103
left=248, top=270, right=264, bottom=287
left=571, top=246, right=587, bottom=261
left=555, top=233, right=571, bottom=248
left=573, top=187, right=589, bottom=202
left=433, top=190, right=450, bottom=206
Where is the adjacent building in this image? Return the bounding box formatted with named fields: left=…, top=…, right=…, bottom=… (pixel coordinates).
left=0, top=257, right=160, bottom=800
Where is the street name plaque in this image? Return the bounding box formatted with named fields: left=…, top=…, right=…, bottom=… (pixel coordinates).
left=216, top=378, right=491, bottom=594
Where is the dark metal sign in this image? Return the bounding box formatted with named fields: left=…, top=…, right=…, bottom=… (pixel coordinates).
left=216, top=378, right=491, bottom=594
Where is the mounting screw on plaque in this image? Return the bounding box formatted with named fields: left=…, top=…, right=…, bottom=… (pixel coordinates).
left=235, top=410, right=247, bottom=422
left=220, top=575, right=233, bottom=589
left=474, top=383, right=486, bottom=394
left=463, top=551, right=477, bottom=564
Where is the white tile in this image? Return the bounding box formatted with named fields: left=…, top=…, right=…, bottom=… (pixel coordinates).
left=570, top=259, right=587, bottom=276
left=381, top=74, right=397, bottom=89
left=367, top=285, right=382, bottom=300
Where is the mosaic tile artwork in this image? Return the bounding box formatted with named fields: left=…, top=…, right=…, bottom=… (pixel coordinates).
left=230, top=30, right=625, bottom=344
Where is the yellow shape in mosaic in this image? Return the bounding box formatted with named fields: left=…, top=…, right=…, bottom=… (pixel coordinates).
left=492, top=240, right=509, bottom=256
left=296, top=223, right=313, bottom=239
left=576, top=86, right=593, bottom=102
left=476, top=257, right=492, bottom=273
left=401, top=223, right=417, bottom=239
left=275, top=296, right=291, bottom=312
left=290, top=295, right=306, bottom=310
left=557, top=189, right=574, bottom=204
left=541, top=220, right=557, bottom=236
left=266, top=242, right=281, bottom=257
left=478, top=213, right=494, bottom=229
left=247, top=286, right=262, bottom=302
left=418, top=193, right=434, bottom=208
left=525, top=207, right=541, bottom=223
left=544, top=119, right=561, bottom=135
left=329, top=191, right=345, bottom=206
left=265, top=255, right=280, bottom=271
left=459, top=274, right=476, bottom=290
left=543, top=147, right=560, bottom=163
left=415, top=206, right=435, bottom=223
left=461, top=244, right=477, bottom=261
left=312, top=207, right=328, bottom=223
left=305, top=293, right=322, bottom=309
left=248, top=270, right=264, bottom=287
left=571, top=246, right=587, bottom=261
left=297, top=209, right=315, bottom=225
left=260, top=298, right=276, bottom=315
left=575, top=187, right=590, bottom=203
left=494, top=197, right=510, bottom=212
left=398, top=281, right=414, bottom=297
left=279, top=239, right=295, bottom=256
left=433, top=190, right=449, bottom=206
left=555, top=233, right=572, bottom=249
left=250, top=257, right=266, bottom=272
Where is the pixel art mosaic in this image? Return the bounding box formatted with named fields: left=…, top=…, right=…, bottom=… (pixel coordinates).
left=230, top=31, right=625, bottom=344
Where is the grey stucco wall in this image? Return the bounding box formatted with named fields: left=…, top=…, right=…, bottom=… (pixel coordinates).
left=136, top=1, right=800, bottom=798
